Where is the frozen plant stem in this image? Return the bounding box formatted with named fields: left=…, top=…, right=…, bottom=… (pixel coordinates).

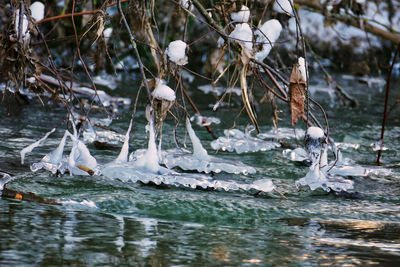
left=377, top=43, right=400, bottom=164
left=117, top=0, right=152, bottom=104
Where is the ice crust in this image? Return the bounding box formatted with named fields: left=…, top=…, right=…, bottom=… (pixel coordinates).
left=166, top=40, right=188, bottom=65
left=211, top=128, right=281, bottom=154
left=230, top=5, right=250, bottom=23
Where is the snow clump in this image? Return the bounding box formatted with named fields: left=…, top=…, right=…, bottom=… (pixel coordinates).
left=151, top=79, right=176, bottom=101
left=254, top=19, right=282, bottom=61
left=230, top=5, right=250, bottom=23
left=166, top=40, right=188, bottom=65
left=273, top=0, right=293, bottom=15
left=229, top=23, right=253, bottom=52
left=30, top=2, right=45, bottom=21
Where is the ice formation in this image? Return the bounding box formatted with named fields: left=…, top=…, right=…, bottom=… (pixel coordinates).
left=114, top=118, right=133, bottom=164
left=152, top=79, right=176, bottom=101
left=102, top=119, right=267, bottom=192
left=158, top=118, right=256, bottom=174
left=166, top=40, right=188, bottom=65
left=254, top=19, right=282, bottom=61
left=258, top=127, right=305, bottom=140
left=295, top=127, right=358, bottom=192
left=230, top=5, right=250, bottom=23
left=83, top=126, right=125, bottom=145
left=20, top=128, right=56, bottom=164
left=179, top=0, right=192, bottom=10
left=93, top=73, right=118, bottom=90
left=190, top=113, right=220, bottom=126
left=30, top=2, right=45, bottom=22
left=229, top=23, right=253, bottom=52
left=131, top=116, right=160, bottom=173
left=0, top=171, right=14, bottom=192
left=273, top=0, right=293, bottom=15
left=211, top=127, right=280, bottom=154
left=68, top=128, right=98, bottom=176
left=31, top=130, right=70, bottom=174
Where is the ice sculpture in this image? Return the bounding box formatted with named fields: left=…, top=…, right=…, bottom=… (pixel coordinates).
left=103, top=116, right=272, bottom=193
left=211, top=126, right=280, bottom=154
left=20, top=128, right=56, bottom=164
left=159, top=118, right=256, bottom=174
left=31, top=130, right=70, bottom=174
left=295, top=127, right=355, bottom=192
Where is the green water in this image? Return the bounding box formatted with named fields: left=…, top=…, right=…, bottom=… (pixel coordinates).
left=0, top=74, right=399, bottom=266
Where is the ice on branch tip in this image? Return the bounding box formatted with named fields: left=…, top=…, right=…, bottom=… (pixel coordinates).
left=166, top=40, right=188, bottom=65
left=230, top=5, right=250, bottom=23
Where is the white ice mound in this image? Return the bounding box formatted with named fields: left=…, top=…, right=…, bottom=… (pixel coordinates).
left=254, top=19, right=282, bottom=61
left=30, top=1, right=45, bottom=22
left=231, top=5, right=250, bottom=23
left=154, top=119, right=256, bottom=174
left=152, top=79, right=176, bottom=101
left=258, top=127, right=305, bottom=140
left=211, top=127, right=280, bottom=154
left=166, top=40, right=188, bottom=65
left=229, top=23, right=253, bottom=52
left=273, top=0, right=293, bottom=15
left=102, top=163, right=273, bottom=193
left=68, top=137, right=98, bottom=176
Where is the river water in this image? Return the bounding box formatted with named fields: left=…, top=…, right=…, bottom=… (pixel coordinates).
left=0, top=73, right=399, bottom=265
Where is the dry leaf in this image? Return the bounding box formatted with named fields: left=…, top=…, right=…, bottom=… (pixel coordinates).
left=77, top=165, right=94, bottom=176
left=290, top=63, right=307, bottom=126
left=14, top=193, right=23, bottom=200
left=241, top=64, right=260, bottom=133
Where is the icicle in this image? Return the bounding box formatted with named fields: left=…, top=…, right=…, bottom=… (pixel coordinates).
left=20, top=128, right=56, bottom=164
left=133, top=111, right=160, bottom=173
left=186, top=117, right=209, bottom=160
left=114, top=118, right=133, bottom=163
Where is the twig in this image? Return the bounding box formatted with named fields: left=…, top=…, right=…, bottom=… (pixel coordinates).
left=377, top=43, right=400, bottom=164
left=117, top=0, right=153, bottom=104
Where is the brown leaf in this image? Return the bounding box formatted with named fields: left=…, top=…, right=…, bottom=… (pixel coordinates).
left=290, top=63, right=307, bottom=126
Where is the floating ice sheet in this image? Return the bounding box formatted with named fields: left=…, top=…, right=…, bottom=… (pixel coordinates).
left=102, top=163, right=274, bottom=193
left=258, top=127, right=305, bottom=140
left=83, top=127, right=125, bottom=145
left=197, top=84, right=242, bottom=96
left=211, top=128, right=280, bottom=154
